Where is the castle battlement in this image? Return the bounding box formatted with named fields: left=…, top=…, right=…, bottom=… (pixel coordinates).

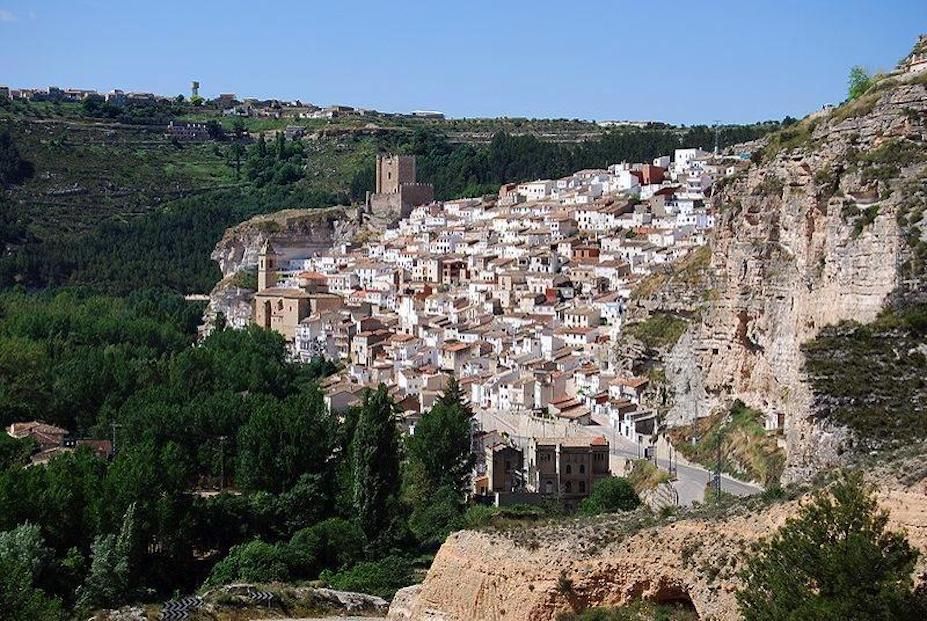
left=366, top=154, right=435, bottom=219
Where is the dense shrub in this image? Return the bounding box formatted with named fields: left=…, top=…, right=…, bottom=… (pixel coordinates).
left=319, top=555, right=414, bottom=599
left=579, top=477, right=641, bottom=515
left=287, top=518, right=365, bottom=580
left=206, top=540, right=291, bottom=586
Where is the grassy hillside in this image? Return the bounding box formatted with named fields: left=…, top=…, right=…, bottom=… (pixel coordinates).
left=669, top=400, right=785, bottom=488
left=1, top=98, right=780, bottom=294
left=802, top=304, right=927, bottom=448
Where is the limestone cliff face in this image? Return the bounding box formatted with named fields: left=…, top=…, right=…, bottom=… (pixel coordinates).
left=211, top=207, right=352, bottom=279
left=662, top=73, right=927, bottom=481
left=390, top=484, right=927, bottom=621
left=204, top=206, right=355, bottom=330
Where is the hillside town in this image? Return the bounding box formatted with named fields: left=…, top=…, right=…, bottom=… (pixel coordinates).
left=242, top=146, right=749, bottom=508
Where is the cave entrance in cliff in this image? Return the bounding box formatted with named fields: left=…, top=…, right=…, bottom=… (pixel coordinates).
left=650, top=586, right=698, bottom=617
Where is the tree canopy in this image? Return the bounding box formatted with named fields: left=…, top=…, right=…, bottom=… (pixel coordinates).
left=578, top=477, right=640, bottom=515
left=737, top=471, right=926, bottom=621
left=351, top=385, right=402, bottom=542
left=406, top=377, right=474, bottom=496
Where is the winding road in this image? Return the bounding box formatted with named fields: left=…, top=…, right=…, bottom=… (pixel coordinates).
left=476, top=409, right=762, bottom=506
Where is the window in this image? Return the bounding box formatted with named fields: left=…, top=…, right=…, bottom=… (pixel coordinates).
left=579, top=481, right=586, bottom=493
left=544, top=480, right=553, bottom=494
left=565, top=481, right=572, bottom=493
left=579, top=464, right=586, bottom=474
left=565, top=464, right=572, bottom=474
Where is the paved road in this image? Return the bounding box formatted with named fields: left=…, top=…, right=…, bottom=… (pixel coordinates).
left=476, top=409, right=762, bottom=505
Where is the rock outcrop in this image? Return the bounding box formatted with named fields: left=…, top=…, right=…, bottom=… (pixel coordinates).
left=391, top=481, right=927, bottom=621
left=203, top=206, right=356, bottom=331
left=210, top=207, right=353, bottom=280
left=654, top=71, right=927, bottom=481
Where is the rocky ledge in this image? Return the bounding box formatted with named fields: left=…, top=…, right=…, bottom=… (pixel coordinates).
left=202, top=206, right=356, bottom=332
left=390, top=481, right=927, bottom=621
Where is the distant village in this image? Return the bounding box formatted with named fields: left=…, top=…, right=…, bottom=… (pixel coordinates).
left=231, top=145, right=750, bottom=510
left=0, top=81, right=674, bottom=135
left=2, top=75, right=757, bottom=508
left=0, top=80, right=445, bottom=121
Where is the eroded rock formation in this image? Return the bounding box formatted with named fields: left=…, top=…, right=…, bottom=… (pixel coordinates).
left=391, top=482, right=927, bottom=621
left=203, top=206, right=355, bottom=331
left=660, top=72, right=927, bottom=481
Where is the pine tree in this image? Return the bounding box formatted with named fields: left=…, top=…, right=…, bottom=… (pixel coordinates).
left=738, top=471, right=925, bottom=621
left=351, top=385, right=401, bottom=540
left=407, top=376, right=474, bottom=496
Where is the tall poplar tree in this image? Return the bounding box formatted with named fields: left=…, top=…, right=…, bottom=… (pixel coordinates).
left=351, top=385, right=401, bottom=540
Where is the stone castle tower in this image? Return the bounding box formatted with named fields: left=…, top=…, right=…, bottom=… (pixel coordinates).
left=375, top=154, right=417, bottom=194
left=257, top=240, right=277, bottom=291
left=364, top=153, right=434, bottom=219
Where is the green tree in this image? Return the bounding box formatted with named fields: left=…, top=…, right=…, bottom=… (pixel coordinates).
left=408, top=484, right=467, bottom=547
left=578, top=477, right=640, bottom=515
left=0, top=524, right=62, bottom=621
left=737, top=471, right=925, bottom=621
left=406, top=376, right=474, bottom=496
left=205, top=120, right=225, bottom=141
left=287, top=517, right=365, bottom=579
left=351, top=385, right=402, bottom=540
left=274, top=132, right=286, bottom=161
left=205, top=539, right=290, bottom=586
left=236, top=388, right=334, bottom=493
left=228, top=142, right=246, bottom=180
left=848, top=65, right=873, bottom=101
left=77, top=503, right=137, bottom=610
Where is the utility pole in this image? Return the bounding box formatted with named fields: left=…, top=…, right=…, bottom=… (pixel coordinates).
left=715, top=438, right=723, bottom=501
left=713, top=120, right=722, bottom=155
left=110, top=421, right=122, bottom=457
left=218, top=436, right=227, bottom=491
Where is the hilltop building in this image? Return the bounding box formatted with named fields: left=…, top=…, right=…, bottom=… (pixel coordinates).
left=364, top=154, right=434, bottom=219
left=904, top=34, right=927, bottom=74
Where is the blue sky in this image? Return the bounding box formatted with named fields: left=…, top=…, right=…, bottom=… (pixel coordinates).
left=1, top=0, right=925, bottom=124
